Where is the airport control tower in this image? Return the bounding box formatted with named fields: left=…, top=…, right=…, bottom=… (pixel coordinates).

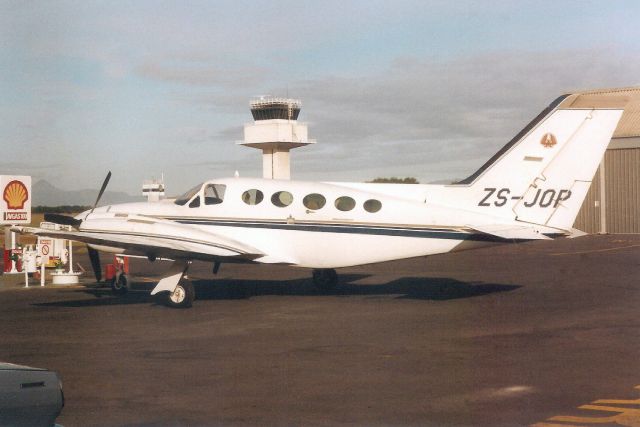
left=239, top=97, right=315, bottom=179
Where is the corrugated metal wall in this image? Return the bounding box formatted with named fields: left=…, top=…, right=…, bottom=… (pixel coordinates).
left=605, top=148, right=640, bottom=233
left=573, top=167, right=601, bottom=233
left=573, top=147, right=640, bottom=233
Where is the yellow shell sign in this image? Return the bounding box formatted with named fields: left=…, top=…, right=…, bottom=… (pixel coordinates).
left=3, top=180, right=29, bottom=210
left=0, top=175, right=31, bottom=224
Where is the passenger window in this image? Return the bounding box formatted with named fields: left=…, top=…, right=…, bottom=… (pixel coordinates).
left=363, top=199, right=382, bottom=213
left=242, top=189, right=264, bottom=205
left=303, top=193, right=326, bottom=210
left=335, top=196, right=356, bottom=211
left=271, top=191, right=293, bottom=207
left=204, top=184, right=226, bottom=205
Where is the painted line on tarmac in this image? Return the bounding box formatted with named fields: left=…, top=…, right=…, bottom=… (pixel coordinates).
left=532, top=385, right=640, bottom=426
left=550, top=244, right=640, bottom=256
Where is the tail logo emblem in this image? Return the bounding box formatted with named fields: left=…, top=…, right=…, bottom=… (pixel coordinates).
left=540, top=133, right=557, bottom=148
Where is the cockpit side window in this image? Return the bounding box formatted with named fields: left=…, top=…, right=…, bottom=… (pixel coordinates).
left=189, top=197, right=200, bottom=208
left=174, top=183, right=203, bottom=206
left=204, top=184, right=226, bottom=205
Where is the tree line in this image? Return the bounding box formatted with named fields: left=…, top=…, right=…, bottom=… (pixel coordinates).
left=367, top=177, right=419, bottom=184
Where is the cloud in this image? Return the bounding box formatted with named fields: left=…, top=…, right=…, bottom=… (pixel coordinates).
left=0, top=161, right=62, bottom=170
left=169, top=47, right=640, bottom=183
left=279, top=48, right=640, bottom=181
left=137, top=59, right=270, bottom=88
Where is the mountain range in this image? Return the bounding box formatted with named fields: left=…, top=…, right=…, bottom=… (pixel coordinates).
left=32, top=180, right=142, bottom=206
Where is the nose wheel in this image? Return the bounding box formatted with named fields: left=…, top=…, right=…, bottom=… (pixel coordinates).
left=162, top=279, right=195, bottom=309
left=312, top=269, right=339, bottom=292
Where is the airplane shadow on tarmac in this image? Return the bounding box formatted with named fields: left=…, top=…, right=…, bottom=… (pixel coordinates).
left=32, top=275, right=520, bottom=308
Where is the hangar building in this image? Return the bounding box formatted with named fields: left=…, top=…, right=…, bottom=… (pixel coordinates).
left=573, top=87, right=640, bottom=234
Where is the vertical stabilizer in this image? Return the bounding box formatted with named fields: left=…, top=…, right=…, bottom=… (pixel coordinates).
left=458, top=93, right=626, bottom=232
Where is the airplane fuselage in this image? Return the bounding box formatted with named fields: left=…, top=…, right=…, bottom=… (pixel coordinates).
left=84, top=177, right=546, bottom=268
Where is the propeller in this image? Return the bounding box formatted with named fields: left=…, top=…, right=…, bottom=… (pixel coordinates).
left=43, top=171, right=112, bottom=283
left=43, top=171, right=112, bottom=228
left=87, top=247, right=102, bottom=282
left=91, top=171, right=112, bottom=214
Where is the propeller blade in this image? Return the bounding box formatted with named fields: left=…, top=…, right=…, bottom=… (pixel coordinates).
left=91, top=171, right=112, bottom=213
left=87, top=246, right=102, bottom=282
left=43, top=213, right=82, bottom=228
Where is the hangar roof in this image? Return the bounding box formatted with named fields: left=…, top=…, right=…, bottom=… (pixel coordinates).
left=568, top=87, right=640, bottom=138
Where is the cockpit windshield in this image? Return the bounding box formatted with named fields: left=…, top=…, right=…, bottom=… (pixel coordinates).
left=174, top=183, right=203, bottom=206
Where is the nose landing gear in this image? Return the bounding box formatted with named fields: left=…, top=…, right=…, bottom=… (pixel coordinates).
left=162, top=279, right=195, bottom=309
left=312, top=269, right=339, bottom=292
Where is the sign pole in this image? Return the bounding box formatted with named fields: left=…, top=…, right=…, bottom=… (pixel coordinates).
left=9, top=227, right=17, bottom=273
left=40, top=258, right=45, bottom=287
left=68, top=239, right=73, bottom=274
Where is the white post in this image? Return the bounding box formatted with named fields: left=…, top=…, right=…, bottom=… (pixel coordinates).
left=9, top=228, right=17, bottom=273
left=68, top=239, right=73, bottom=274
left=599, top=158, right=607, bottom=234
left=23, top=258, right=28, bottom=288
left=40, top=258, right=45, bottom=287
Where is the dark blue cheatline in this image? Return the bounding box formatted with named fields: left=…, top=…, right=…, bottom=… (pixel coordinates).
left=168, top=217, right=522, bottom=243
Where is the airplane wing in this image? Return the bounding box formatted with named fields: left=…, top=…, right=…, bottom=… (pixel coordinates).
left=466, top=223, right=553, bottom=241
left=11, top=214, right=265, bottom=263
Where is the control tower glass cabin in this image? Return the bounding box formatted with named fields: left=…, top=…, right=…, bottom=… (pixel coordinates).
left=239, top=97, right=315, bottom=180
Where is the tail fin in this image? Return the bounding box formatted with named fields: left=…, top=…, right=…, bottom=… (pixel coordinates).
left=458, top=92, right=626, bottom=232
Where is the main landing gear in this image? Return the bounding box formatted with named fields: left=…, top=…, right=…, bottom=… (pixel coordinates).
left=110, top=272, right=130, bottom=295
left=312, top=268, right=339, bottom=292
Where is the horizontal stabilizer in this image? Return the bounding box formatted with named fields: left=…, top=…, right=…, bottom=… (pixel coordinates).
left=468, top=224, right=552, bottom=241
left=565, top=228, right=588, bottom=239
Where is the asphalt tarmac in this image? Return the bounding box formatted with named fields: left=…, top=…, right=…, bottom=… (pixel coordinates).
left=0, top=234, right=639, bottom=426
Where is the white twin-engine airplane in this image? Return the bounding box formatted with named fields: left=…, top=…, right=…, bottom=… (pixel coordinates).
left=14, top=91, right=626, bottom=308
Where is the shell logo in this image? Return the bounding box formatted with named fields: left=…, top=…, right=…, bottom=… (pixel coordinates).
left=3, top=180, right=29, bottom=210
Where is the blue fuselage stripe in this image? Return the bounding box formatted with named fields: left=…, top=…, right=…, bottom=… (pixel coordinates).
left=170, top=219, right=508, bottom=242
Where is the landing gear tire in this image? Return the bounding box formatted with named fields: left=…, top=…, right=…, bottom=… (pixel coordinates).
left=111, top=273, right=130, bottom=295
left=163, top=279, right=195, bottom=309
left=312, top=269, right=338, bottom=292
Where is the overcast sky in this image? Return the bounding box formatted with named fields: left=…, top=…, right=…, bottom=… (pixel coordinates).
left=2, top=0, right=640, bottom=195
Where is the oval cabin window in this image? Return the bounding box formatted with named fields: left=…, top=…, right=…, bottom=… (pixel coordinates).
left=271, top=191, right=293, bottom=207
left=242, top=189, right=264, bottom=205
left=363, top=199, right=382, bottom=213
left=303, top=193, right=326, bottom=210
left=335, top=196, right=356, bottom=212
